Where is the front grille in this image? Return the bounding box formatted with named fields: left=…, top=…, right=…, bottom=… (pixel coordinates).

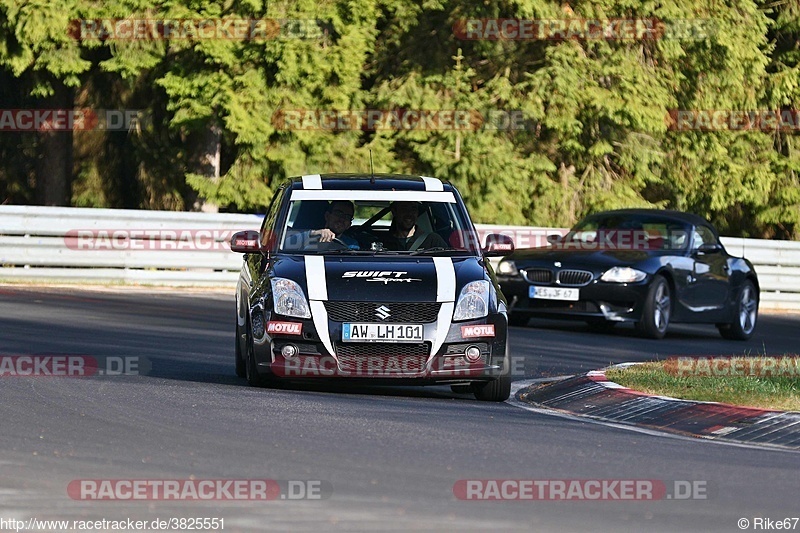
left=557, top=269, right=593, bottom=286
left=522, top=268, right=552, bottom=284
left=324, top=302, right=440, bottom=323
left=335, top=343, right=430, bottom=373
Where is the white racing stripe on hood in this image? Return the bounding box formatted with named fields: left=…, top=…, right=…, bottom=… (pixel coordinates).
left=433, top=257, right=456, bottom=302
left=305, top=256, right=328, bottom=300
left=431, top=257, right=456, bottom=358
left=305, top=256, right=335, bottom=357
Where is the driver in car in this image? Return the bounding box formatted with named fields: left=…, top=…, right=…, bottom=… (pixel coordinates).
left=382, top=201, right=448, bottom=251
left=306, top=200, right=360, bottom=249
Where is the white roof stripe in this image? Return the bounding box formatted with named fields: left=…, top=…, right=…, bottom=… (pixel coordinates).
left=421, top=176, right=443, bottom=191
left=301, top=174, right=322, bottom=189
left=291, top=190, right=455, bottom=203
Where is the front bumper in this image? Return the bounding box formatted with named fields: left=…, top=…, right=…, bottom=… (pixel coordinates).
left=250, top=307, right=508, bottom=382
left=498, top=276, right=651, bottom=322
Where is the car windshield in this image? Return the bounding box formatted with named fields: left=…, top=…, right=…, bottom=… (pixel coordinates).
left=278, top=198, right=481, bottom=254
left=563, top=214, right=691, bottom=251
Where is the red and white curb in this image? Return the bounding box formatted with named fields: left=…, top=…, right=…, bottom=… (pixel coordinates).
left=509, top=366, right=800, bottom=452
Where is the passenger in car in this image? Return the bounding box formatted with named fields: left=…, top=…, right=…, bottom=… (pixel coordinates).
left=382, top=201, right=448, bottom=251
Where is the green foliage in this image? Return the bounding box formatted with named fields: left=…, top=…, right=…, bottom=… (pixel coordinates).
left=0, top=0, right=798, bottom=236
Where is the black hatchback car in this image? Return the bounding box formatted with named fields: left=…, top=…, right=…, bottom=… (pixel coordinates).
left=496, top=209, right=759, bottom=339
left=230, top=174, right=515, bottom=401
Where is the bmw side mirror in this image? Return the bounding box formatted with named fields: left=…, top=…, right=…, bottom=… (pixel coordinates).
left=230, top=230, right=262, bottom=253
left=695, top=242, right=722, bottom=255
left=484, top=233, right=515, bottom=257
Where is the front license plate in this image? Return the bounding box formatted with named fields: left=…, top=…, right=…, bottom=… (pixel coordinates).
left=342, top=323, right=424, bottom=343
left=529, top=286, right=580, bottom=301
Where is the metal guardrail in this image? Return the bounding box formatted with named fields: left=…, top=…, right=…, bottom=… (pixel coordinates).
left=1, top=206, right=799, bottom=309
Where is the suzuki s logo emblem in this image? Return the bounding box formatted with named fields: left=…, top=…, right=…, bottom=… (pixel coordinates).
left=554, top=261, right=562, bottom=267
left=375, top=306, right=391, bottom=320
left=342, top=271, right=422, bottom=284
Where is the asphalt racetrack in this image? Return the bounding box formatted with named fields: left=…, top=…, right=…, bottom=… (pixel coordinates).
left=0, top=286, right=798, bottom=532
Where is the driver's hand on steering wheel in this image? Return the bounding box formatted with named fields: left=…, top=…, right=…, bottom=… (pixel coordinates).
left=311, top=228, right=336, bottom=242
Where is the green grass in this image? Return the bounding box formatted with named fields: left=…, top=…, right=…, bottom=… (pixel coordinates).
left=605, top=357, right=800, bottom=411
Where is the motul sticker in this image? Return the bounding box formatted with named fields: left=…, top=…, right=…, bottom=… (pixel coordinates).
left=461, top=325, right=495, bottom=338
left=266, top=321, right=302, bottom=335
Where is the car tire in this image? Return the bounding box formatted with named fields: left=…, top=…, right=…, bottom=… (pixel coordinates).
left=585, top=319, right=617, bottom=333
left=245, top=319, right=271, bottom=387
left=636, top=275, right=671, bottom=339
left=718, top=280, right=758, bottom=340
left=508, top=312, right=531, bottom=327
left=235, top=315, right=246, bottom=378
left=472, top=344, right=511, bottom=402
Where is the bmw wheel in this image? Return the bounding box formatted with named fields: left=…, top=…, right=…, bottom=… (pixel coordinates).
left=718, top=280, right=758, bottom=340
left=636, top=275, right=671, bottom=339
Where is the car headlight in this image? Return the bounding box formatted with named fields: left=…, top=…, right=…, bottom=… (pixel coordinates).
left=453, top=280, right=490, bottom=321
left=600, top=267, right=647, bottom=283
left=497, top=260, right=518, bottom=276
left=271, top=278, right=311, bottom=318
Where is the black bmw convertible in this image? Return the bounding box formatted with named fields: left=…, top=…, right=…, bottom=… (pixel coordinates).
left=496, top=209, right=759, bottom=340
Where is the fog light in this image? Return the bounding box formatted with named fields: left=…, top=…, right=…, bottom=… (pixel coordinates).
left=281, top=344, right=298, bottom=359
left=464, top=346, right=482, bottom=363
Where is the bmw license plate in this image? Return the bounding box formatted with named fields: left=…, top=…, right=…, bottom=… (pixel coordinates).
left=342, top=323, right=423, bottom=343
left=529, top=286, right=580, bottom=301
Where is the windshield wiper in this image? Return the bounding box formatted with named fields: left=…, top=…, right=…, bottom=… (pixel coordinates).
left=409, top=247, right=457, bottom=256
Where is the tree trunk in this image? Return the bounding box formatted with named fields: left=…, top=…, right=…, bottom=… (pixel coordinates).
left=36, top=82, right=74, bottom=206
left=190, top=123, right=221, bottom=213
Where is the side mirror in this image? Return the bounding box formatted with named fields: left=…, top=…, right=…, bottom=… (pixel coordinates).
left=230, top=230, right=262, bottom=253
left=695, top=242, right=722, bottom=255
left=546, top=234, right=563, bottom=245
left=483, top=233, right=515, bottom=256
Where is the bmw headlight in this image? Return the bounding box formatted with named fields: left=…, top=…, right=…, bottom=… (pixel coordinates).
left=600, top=267, right=647, bottom=283
left=497, top=260, right=518, bottom=276
left=271, top=278, right=311, bottom=318
left=453, top=280, right=490, bottom=321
